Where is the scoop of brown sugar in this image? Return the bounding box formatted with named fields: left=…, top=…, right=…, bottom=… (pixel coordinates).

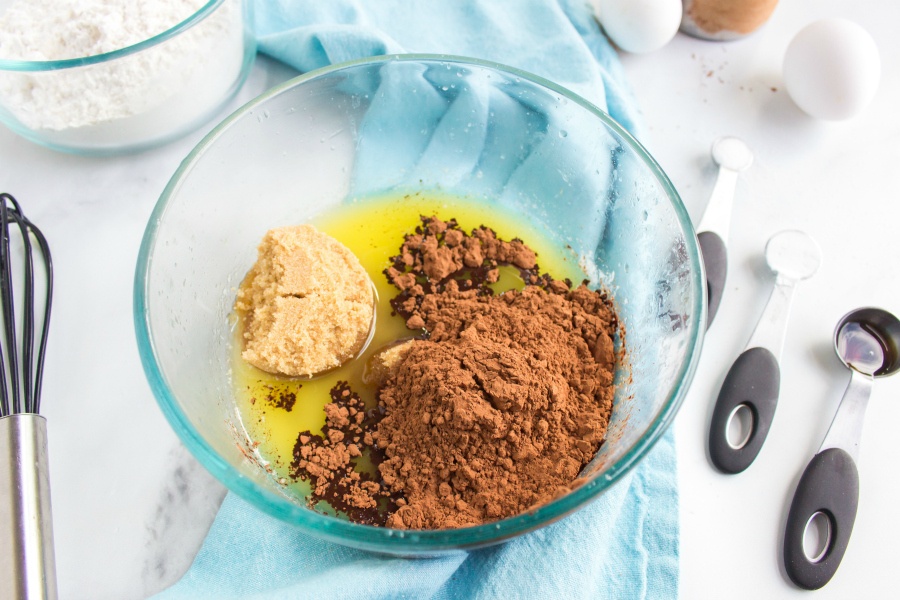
left=235, top=225, right=374, bottom=377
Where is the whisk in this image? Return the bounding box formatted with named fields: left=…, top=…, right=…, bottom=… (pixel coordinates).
left=0, top=193, right=57, bottom=599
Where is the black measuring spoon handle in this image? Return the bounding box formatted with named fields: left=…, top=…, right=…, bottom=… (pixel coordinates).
left=783, top=448, right=859, bottom=590
left=698, top=231, right=727, bottom=328
left=708, top=346, right=780, bottom=473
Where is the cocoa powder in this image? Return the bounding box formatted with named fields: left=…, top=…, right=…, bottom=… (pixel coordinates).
left=290, top=381, right=398, bottom=525
left=376, top=284, right=616, bottom=529
left=289, top=216, right=618, bottom=529
left=384, top=216, right=555, bottom=330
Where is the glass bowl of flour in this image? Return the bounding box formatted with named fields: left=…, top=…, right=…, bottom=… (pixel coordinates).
left=0, top=0, right=255, bottom=155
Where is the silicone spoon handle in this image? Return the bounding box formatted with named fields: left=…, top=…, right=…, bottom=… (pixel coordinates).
left=783, top=369, right=872, bottom=589
left=783, top=448, right=859, bottom=590
left=698, top=231, right=727, bottom=327
left=708, top=346, right=780, bottom=473
left=696, top=162, right=740, bottom=329
left=709, top=270, right=803, bottom=473
left=696, top=137, right=753, bottom=328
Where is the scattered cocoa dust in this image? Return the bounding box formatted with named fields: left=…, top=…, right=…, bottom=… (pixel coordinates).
left=290, top=216, right=619, bottom=529
left=253, top=385, right=298, bottom=412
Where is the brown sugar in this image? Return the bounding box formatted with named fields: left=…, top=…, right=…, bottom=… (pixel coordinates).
left=361, top=340, right=417, bottom=387
left=235, top=225, right=374, bottom=377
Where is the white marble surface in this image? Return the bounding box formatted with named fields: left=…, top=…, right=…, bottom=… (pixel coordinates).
left=1, top=0, right=898, bottom=597
left=0, top=56, right=299, bottom=600
left=621, top=1, right=900, bottom=598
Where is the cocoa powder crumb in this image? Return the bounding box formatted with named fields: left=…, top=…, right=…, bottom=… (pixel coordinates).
left=263, top=386, right=298, bottom=412
left=383, top=216, right=561, bottom=322
left=290, top=381, right=398, bottom=525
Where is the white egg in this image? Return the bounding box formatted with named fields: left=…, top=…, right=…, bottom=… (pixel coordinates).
left=596, top=0, right=682, bottom=54
left=783, top=18, right=881, bottom=121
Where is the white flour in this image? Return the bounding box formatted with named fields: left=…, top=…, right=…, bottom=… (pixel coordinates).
left=0, top=0, right=247, bottom=150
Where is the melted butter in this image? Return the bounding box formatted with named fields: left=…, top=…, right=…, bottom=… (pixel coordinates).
left=232, top=191, right=585, bottom=485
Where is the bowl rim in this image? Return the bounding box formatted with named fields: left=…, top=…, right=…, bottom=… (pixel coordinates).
left=0, top=0, right=225, bottom=71
left=134, top=53, right=706, bottom=552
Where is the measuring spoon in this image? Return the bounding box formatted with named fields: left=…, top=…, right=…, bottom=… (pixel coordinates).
left=708, top=230, right=821, bottom=474
left=783, top=308, right=900, bottom=590
left=696, top=136, right=754, bottom=328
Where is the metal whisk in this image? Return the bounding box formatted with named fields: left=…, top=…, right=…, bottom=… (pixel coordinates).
left=0, top=192, right=57, bottom=599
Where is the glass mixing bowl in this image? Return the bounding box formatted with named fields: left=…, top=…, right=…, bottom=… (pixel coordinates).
left=135, top=55, right=705, bottom=553
left=0, top=0, right=255, bottom=155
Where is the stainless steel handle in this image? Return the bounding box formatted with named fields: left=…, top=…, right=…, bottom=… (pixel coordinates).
left=1, top=414, right=58, bottom=600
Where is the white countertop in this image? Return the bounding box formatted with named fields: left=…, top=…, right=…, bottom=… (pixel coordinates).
left=1, top=0, right=898, bottom=597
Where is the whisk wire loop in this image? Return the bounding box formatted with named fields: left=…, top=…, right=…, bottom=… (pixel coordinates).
left=0, top=193, right=53, bottom=417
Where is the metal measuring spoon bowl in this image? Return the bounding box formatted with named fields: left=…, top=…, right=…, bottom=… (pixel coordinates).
left=708, top=230, right=821, bottom=474
left=764, top=230, right=823, bottom=282
left=696, top=136, right=754, bottom=328
left=834, top=309, right=900, bottom=376
left=783, top=307, right=900, bottom=590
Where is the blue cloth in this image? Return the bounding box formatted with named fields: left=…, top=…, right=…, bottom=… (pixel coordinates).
left=156, top=2, right=678, bottom=598
left=253, top=0, right=643, bottom=135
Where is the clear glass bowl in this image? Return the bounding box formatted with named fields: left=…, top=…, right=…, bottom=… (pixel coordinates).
left=0, top=0, right=255, bottom=155
left=135, top=55, right=706, bottom=553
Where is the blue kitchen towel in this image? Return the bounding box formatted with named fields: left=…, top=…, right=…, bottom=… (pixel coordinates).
left=156, top=1, right=678, bottom=598
left=253, top=0, right=643, bottom=136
